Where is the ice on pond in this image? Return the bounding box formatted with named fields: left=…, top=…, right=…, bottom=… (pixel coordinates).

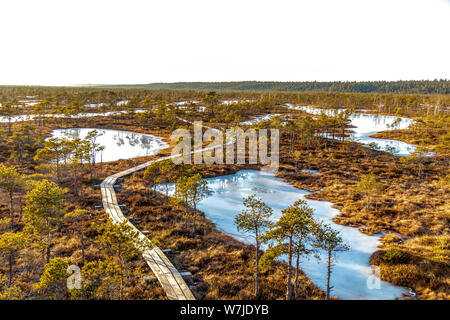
left=239, top=113, right=283, bottom=125
left=50, top=128, right=168, bottom=163
left=303, top=169, right=319, bottom=175
left=286, top=104, right=417, bottom=156
left=84, top=103, right=106, bottom=108
left=221, top=99, right=255, bottom=105
left=348, top=112, right=416, bottom=156
left=84, top=100, right=129, bottom=108
left=161, top=170, right=407, bottom=300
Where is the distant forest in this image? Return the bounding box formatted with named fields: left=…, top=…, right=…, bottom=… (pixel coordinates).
left=97, top=80, right=450, bottom=94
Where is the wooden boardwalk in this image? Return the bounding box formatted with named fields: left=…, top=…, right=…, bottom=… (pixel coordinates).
left=101, top=154, right=195, bottom=300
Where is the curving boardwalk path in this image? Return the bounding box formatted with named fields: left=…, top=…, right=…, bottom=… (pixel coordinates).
left=101, top=154, right=196, bottom=300
left=100, top=120, right=228, bottom=300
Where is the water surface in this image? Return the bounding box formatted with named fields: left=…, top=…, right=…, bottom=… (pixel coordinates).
left=50, top=128, right=168, bottom=162
left=239, top=113, right=282, bottom=125
left=163, top=170, right=407, bottom=300
left=286, top=104, right=416, bottom=156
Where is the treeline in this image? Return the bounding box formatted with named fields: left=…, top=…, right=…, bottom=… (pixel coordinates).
left=0, top=86, right=207, bottom=108
left=1, top=86, right=448, bottom=119
left=281, top=92, right=450, bottom=117
left=104, top=80, right=450, bottom=94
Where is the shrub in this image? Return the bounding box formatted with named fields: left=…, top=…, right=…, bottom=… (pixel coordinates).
left=430, top=236, right=449, bottom=262
left=34, top=258, right=69, bottom=299
left=382, top=246, right=410, bottom=264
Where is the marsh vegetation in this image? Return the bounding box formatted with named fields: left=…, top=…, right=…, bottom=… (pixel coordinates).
left=0, top=84, right=448, bottom=300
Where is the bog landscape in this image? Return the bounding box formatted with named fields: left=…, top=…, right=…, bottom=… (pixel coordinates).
left=0, top=80, right=448, bottom=300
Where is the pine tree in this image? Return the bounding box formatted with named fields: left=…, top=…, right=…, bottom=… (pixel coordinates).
left=262, top=199, right=314, bottom=300
left=0, top=102, right=19, bottom=135
left=0, top=164, right=26, bottom=229
left=313, top=222, right=349, bottom=300
left=92, top=220, right=150, bottom=300
left=355, top=173, right=384, bottom=210
left=172, top=173, right=210, bottom=234
left=235, top=194, right=273, bottom=299
left=64, top=209, right=88, bottom=265
left=34, top=257, right=69, bottom=299
left=0, top=231, right=29, bottom=286
left=23, top=180, right=67, bottom=263
left=34, top=138, right=67, bottom=185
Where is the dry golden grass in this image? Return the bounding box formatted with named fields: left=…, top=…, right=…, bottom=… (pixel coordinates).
left=276, top=136, right=449, bottom=299
left=1, top=112, right=448, bottom=300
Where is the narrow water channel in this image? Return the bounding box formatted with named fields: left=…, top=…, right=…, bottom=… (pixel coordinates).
left=285, top=104, right=417, bottom=156
left=163, top=170, right=407, bottom=300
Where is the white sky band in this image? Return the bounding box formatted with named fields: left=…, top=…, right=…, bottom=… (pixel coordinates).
left=0, top=0, right=448, bottom=85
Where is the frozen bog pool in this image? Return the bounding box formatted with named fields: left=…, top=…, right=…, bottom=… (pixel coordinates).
left=221, top=99, right=255, bottom=105
left=348, top=113, right=415, bottom=156
left=239, top=113, right=283, bottom=125
left=84, top=100, right=129, bottom=108
left=162, top=170, right=407, bottom=300
left=286, top=104, right=417, bottom=156
left=50, top=128, right=168, bottom=162
left=303, top=169, right=319, bottom=175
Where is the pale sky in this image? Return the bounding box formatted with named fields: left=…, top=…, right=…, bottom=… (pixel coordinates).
left=0, top=0, right=449, bottom=85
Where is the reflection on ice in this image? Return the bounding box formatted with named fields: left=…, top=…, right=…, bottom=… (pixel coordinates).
left=161, top=170, right=407, bottom=300
left=286, top=104, right=417, bottom=156
left=239, top=113, right=283, bottom=125
left=50, top=128, right=168, bottom=162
